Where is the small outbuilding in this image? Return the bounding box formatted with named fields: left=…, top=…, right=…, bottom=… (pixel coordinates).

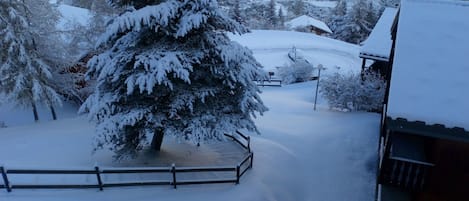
left=286, top=15, right=332, bottom=35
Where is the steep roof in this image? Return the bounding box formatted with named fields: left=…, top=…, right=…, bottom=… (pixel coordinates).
left=387, top=0, right=469, bottom=131
left=286, top=15, right=332, bottom=34
left=359, top=7, right=398, bottom=61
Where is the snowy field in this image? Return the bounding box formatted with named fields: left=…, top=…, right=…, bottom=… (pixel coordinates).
left=0, top=30, right=379, bottom=200
left=0, top=82, right=380, bottom=201
left=230, top=30, right=361, bottom=76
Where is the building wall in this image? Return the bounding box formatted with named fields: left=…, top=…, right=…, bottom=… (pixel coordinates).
left=417, top=139, right=469, bottom=201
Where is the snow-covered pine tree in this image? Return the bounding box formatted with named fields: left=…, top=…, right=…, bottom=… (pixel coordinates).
left=217, top=0, right=245, bottom=25
left=80, top=0, right=268, bottom=160
left=329, top=0, right=380, bottom=44
left=278, top=8, right=285, bottom=29
left=344, top=0, right=380, bottom=44
left=328, top=0, right=349, bottom=41
left=232, top=0, right=244, bottom=25
left=332, top=0, right=347, bottom=17
left=25, top=0, right=68, bottom=118
left=0, top=0, right=62, bottom=121
left=292, top=0, right=304, bottom=16
left=266, top=0, right=278, bottom=29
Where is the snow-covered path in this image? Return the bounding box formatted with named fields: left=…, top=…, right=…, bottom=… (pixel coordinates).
left=1, top=81, right=380, bottom=201
left=251, top=82, right=379, bottom=201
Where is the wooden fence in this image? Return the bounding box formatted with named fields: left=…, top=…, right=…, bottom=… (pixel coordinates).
left=255, top=79, right=282, bottom=87
left=0, top=132, right=253, bottom=192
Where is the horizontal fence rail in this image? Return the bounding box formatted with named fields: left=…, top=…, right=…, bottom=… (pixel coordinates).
left=255, top=79, right=282, bottom=87
left=0, top=131, right=254, bottom=192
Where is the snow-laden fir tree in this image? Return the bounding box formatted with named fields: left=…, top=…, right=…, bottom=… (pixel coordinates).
left=328, top=0, right=348, bottom=41
left=25, top=0, right=71, bottom=116
left=266, top=0, right=278, bottom=29
left=218, top=0, right=246, bottom=25
left=278, top=8, right=285, bottom=29
left=329, top=0, right=380, bottom=44
left=292, top=0, right=305, bottom=16
left=347, top=0, right=379, bottom=44
left=0, top=0, right=62, bottom=121
left=80, top=0, right=268, bottom=160
left=232, top=0, right=244, bottom=25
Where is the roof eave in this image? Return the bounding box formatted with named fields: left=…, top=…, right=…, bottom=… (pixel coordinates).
left=359, top=53, right=390, bottom=61
left=385, top=117, right=469, bottom=143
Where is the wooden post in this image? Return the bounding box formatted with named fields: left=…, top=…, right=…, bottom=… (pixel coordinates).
left=0, top=166, right=11, bottom=192
left=236, top=165, right=240, bottom=184
left=361, top=58, right=366, bottom=74
left=247, top=136, right=251, bottom=153
left=171, top=164, right=177, bottom=189
left=313, top=64, right=323, bottom=111
left=94, top=166, right=103, bottom=191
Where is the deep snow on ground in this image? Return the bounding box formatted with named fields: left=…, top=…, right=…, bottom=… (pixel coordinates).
left=0, top=100, right=79, bottom=128
left=0, top=81, right=380, bottom=201
left=1, top=28, right=377, bottom=200
left=230, top=30, right=361, bottom=75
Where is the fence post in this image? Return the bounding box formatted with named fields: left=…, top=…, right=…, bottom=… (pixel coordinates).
left=0, top=166, right=11, bottom=192
left=171, top=164, right=177, bottom=189
left=249, top=152, right=254, bottom=169
left=247, top=136, right=251, bottom=152
left=94, top=166, right=103, bottom=191
left=236, top=165, right=240, bottom=184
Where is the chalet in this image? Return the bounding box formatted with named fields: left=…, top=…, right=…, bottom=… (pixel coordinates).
left=359, top=7, right=398, bottom=76
left=285, top=15, right=332, bottom=36
left=378, top=0, right=469, bottom=201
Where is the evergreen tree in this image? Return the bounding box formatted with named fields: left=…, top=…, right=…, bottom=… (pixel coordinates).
left=347, top=0, right=379, bottom=44
left=332, top=0, right=347, bottom=16
left=329, top=0, right=380, bottom=44
left=0, top=0, right=62, bottom=121
left=80, top=0, right=268, bottom=160
left=267, top=0, right=278, bottom=29
left=328, top=0, right=348, bottom=41
left=278, top=8, right=285, bottom=29
left=292, top=0, right=304, bottom=16
left=232, top=0, right=244, bottom=25
left=243, top=2, right=268, bottom=29
left=26, top=0, right=65, bottom=119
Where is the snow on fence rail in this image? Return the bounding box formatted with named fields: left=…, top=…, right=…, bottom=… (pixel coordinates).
left=0, top=131, right=253, bottom=192
left=255, top=79, right=282, bottom=87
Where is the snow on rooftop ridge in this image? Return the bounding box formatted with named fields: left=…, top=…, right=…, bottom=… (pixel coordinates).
left=359, top=7, right=398, bottom=61
left=286, top=15, right=332, bottom=34
left=387, top=0, right=469, bottom=130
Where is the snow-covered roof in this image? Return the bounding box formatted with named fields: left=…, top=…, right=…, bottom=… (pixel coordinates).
left=359, top=7, right=398, bottom=61
left=387, top=0, right=469, bottom=131
left=286, top=15, right=332, bottom=34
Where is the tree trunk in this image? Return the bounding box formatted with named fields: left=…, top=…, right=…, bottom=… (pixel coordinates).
left=50, top=105, right=57, bottom=120
left=32, top=102, right=39, bottom=122
left=151, top=128, right=165, bottom=151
